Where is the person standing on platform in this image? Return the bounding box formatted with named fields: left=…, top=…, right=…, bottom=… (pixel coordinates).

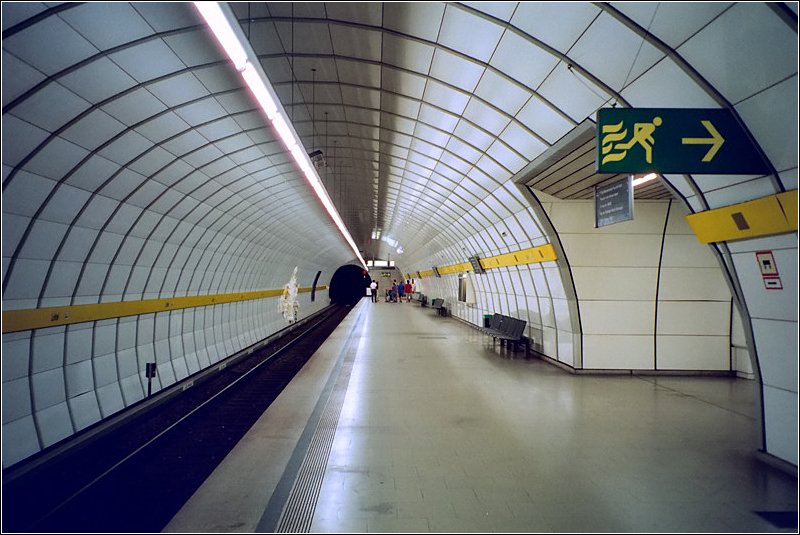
left=404, top=280, right=413, bottom=302
left=396, top=279, right=404, bottom=303
left=370, top=279, right=378, bottom=303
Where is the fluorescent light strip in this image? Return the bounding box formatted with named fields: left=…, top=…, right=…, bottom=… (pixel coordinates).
left=194, top=2, right=367, bottom=269
left=194, top=3, right=247, bottom=71
left=241, top=62, right=277, bottom=119
left=632, top=173, right=658, bottom=187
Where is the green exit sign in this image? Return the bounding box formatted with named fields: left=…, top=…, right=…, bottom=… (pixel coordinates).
left=596, top=108, right=769, bottom=175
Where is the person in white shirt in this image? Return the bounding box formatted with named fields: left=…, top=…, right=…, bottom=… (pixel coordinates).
left=369, top=280, right=378, bottom=303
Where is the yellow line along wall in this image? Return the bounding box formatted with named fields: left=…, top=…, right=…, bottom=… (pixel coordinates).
left=2, top=284, right=332, bottom=467
left=2, top=286, right=327, bottom=333
left=419, top=243, right=558, bottom=279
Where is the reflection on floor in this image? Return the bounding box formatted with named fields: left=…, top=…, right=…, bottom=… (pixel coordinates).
left=166, top=299, right=798, bottom=533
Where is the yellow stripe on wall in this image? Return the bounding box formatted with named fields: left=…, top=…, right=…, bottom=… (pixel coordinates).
left=2, top=286, right=328, bottom=334
left=438, top=262, right=472, bottom=275
left=686, top=190, right=798, bottom=244
left=420, top=243, right=557, bottom=278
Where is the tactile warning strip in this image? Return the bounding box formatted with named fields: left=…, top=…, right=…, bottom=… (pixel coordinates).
left=274, top=322, right=359, bottom=532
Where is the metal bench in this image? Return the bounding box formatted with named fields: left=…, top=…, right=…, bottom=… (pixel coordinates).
left=482, top=313, right=529, bottom=354
left=430, top=298, right=446, bottom=316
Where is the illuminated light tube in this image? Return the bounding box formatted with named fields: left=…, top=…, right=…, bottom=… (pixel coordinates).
left=272, top=114, right=296, bottom=150
left=194, top=2, right=367, bottom=270
left=241, top=62, right=277, bottom=119
left=632, top=172, right=658, bottom=187
left=194, top=3, right=248, bottom=71
left=291, top=144, right=313, bottom=175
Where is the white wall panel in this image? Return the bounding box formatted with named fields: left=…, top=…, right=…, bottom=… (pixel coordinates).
left=560, top=233, right=663, bottom=267
left=657, top=301, right=730, bottom=336
left=548, top=199, right=669, bottom=234
left=763, top=385, right=798, bottom=466
left=752, top=318, right=798, bottom=394
left=65, top=325, right=93, bottom=364
left=537, top=297, right=555, bottom=328
left=117, top=347, right=138, bottom=380
left=2, top=258, right=50, bottom=305
left=556, top=330, right=574, bottom=365
left=572, top=267, right=658, bottom=301
left=732, top=246, right=798, bottom=323
left=730, top=304, right=753, bottom=377
left=660, top=234, right=721, bottom=268
left=552, top=297, right=572, bottom=332
left=703, top=177, right=779, bottom=209
left=541, top=326, right=558, bottom=357
left=31, top=328, right=64, bottom=373
left=657, top=336, right=730, bottom=370
left=2, top=331, right=30, bottom=381
left=658, top=267, right=731, bottom=301
left=35, top=402, right=72, bottom=448
left=580, top=301, right=655, bottom=335
left=582, top=335, right=654, bottom=370
left=120, top=375, right=145, bottom=405
left=96, top=383, right=125, bottom=418
left=94, top=354, right=118, bottom=388
left=2, top=416, right=40, bottom=467
left=3, top=378, right=32, bottom=423
left=68, top=391, right=102, bottom=432
left=65, top=360, right=94, bottom=398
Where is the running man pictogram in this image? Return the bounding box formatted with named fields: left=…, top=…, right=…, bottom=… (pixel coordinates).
left=601, top=116, right=663, bottom=165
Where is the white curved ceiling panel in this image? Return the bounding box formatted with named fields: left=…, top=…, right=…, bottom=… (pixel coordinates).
left=736, top=76, right=798, bottom=174
left=570, top=12, right=665, bottom=93
left=619, top=58, right=720, bottom=108
left=510, top=2, right=601, bottom=54
left=3, top=16, right=97, bottom=74
left=677, top=3, right=797, bottom=105
left=612, top=2, right=732, bottom=50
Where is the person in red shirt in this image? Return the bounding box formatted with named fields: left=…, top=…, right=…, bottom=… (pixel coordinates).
left=404, top=280, right=413, bottom=302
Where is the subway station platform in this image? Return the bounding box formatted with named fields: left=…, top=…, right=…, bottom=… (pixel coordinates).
left=163, top=299, right=797, bottom=533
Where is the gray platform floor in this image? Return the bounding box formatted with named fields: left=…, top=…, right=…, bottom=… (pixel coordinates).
left=164, top=299, right=797, bottom=533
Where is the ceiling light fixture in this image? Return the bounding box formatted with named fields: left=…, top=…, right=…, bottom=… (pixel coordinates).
left=194, top=2, right=248, bottom=71
left=194, top=2, right=367, bottom=270
left=632, top=172, right=658, bottom=187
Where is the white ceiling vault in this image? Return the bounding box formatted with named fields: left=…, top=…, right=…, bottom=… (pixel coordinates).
left=2, top=2, right=797, bottom=291
left=1, top=0, right=798, bottom=470
left=225, top=1, right=796, bottom=263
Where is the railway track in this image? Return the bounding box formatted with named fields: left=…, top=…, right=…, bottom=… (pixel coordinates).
left=2, top=305, right=351, bottom=533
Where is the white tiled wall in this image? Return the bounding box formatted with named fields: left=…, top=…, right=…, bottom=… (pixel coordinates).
left=410, top=192, right=747, bottom=375
left=414, top=194, right=742, bottom=375
left=546, top=198, right=735, bottom=371
left=410, top=194, right=579, bottom=367
left=1, top=284, right=331, bottom=468
left=728, top=236, right=798, bottom=466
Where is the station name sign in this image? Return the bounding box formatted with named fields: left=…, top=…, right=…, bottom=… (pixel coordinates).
left=597, top=108, right=769, bottom=175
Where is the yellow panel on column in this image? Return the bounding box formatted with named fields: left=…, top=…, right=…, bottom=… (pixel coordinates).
left=686, top=191, right=798, bottom=243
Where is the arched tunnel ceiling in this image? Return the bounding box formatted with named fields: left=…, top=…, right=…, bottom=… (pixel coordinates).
left=2, top=1, right=797, bottom=281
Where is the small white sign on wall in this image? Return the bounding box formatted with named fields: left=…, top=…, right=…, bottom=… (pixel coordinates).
left=763, top=277, right=783, bottom=290
left=755, top=251, right=782, bottom=291
left=755, top=251, right=779, bottom=276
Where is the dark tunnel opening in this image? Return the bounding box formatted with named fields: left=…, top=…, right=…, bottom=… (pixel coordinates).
left=329, top=264, right=371, bottom=306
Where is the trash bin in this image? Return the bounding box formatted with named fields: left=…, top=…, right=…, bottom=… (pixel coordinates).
left=483, top=314, right=492, bottom=328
